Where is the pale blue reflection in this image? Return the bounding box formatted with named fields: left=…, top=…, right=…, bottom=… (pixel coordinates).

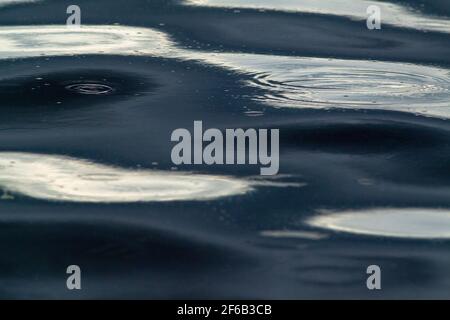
left=307, top=208, right=450, bottom=239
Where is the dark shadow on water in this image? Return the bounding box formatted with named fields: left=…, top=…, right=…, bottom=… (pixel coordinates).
left=0, top=69, right=156, bottom=110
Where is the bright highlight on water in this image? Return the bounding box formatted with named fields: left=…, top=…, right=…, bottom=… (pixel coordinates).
left=0, top=152, right=253, bottom=202
left=1, top=25, right=449, bottom=119
left=307, top=208, right=450, bottom=239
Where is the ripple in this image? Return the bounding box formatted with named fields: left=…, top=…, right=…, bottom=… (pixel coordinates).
left=64, top=83, right=115, bottom=95
left=1, top=25, right=450, bottom=119
left=185, top=0, right=450, bottom=34
left=0, top=68, right=154, bottom=113
left=306, top=208, right=450, bottom=239
left=198, top=53, right=450, bottom=118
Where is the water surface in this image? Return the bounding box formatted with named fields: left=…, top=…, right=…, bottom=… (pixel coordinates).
left=1, top=0, right=450, bottom=299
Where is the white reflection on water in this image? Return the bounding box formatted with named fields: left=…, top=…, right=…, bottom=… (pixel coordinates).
left=0, top=153, right=301, bottom=203
left=1, top=25, right=450, bottom=118
left=307, top=208, right=450, bottom=239
left=185, top=0, right=450, bottom=34
left=0, top=152, right=253, bottom=202
left=0, top=0, right=38, bottom=7
left=0, top=25, right=174, bottom=59
left=197, top=53, right=450, bottom=118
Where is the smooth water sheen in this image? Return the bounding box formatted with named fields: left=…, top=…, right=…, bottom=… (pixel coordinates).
left=307, top=208, right=450, bottom=239
left=0, top=0, right=450, bottom=299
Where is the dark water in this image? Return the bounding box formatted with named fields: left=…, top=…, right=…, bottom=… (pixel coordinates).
left=1, top=0, right=450, bottom=299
